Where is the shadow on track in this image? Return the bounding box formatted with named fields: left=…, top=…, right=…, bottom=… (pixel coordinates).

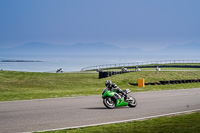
left=82, top=106, right=129, bottom=110
left=82, top=107, right=107, bottom=110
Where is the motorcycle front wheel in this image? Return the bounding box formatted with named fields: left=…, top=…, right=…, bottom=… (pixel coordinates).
left=128, top=96, right=137, bottom=107
left=103, top=97, right=115, bottom=109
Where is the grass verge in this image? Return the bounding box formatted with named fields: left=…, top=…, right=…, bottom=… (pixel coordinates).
left=0, top=70, right=200, bottom=101
left=38, top=111, right=200, bottom=133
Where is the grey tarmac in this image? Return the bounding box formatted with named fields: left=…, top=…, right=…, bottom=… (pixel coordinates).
left=0, top=88, right=200, bottom=133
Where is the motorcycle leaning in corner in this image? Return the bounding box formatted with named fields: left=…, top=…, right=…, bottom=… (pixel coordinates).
left=102, top=88, right=137, bottom=109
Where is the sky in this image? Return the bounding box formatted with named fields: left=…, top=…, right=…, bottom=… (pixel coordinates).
left=0, top=0, right=200, bottom=51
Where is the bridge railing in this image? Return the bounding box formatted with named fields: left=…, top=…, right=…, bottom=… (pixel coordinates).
left=81, top=60, right=200, bottom=71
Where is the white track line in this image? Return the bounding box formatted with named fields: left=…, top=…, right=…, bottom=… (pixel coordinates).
left=28, top=108, right=200, bottom=133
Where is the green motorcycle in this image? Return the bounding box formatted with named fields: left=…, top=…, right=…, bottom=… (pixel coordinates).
left=102, top=88, right=137, bottom=109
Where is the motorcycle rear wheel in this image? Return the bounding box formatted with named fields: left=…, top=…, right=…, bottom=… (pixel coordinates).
left=103, top=97, right=115, bottom=109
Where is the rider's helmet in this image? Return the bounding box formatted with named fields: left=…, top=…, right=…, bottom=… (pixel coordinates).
left=105, top=80, right=112, bottom=88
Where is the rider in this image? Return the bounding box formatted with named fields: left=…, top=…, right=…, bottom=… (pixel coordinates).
left=105, top=80, right=131, bottom=101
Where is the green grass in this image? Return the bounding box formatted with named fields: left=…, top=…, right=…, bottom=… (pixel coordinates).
left=1, top=70, right=200, bottom=101
left=39, top=111, right=200, bottom=133
left=0, top=71, right=104, bottom=101
left=108, top=71, right=200, bottom=92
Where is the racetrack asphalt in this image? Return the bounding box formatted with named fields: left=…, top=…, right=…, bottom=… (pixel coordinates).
left=0, top=88, right=200, bottom=133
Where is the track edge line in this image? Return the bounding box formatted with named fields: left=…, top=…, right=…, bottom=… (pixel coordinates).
left=26, top=108, right=200, bottom=133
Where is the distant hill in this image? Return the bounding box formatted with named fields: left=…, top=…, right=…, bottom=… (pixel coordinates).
left=0, top=42, right=142, bottom=55
left=0, top=42, right=199, bottom=55
left=154, top=42, right=200, bottom=55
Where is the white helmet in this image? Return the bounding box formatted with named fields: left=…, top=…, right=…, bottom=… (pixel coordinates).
left=105, top=80, right=112, bottom=88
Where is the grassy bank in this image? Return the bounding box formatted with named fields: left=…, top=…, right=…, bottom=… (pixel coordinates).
left=0, top=71, right=104, bottom=101
left=0, top=70, right=200, bottom=101
left=39, top=111, right=200, bottom=133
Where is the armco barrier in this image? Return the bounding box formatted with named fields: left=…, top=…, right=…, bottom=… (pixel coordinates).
left=81, top=60, right=200, bottom=71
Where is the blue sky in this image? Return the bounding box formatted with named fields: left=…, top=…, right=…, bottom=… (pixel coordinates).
left=0, top=0, right=200, bottom=50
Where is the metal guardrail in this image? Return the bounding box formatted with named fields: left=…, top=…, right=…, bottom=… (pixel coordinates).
left=81, top=60, right=200, bottom=71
